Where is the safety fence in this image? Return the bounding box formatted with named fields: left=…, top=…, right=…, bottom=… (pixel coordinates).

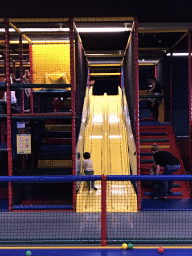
left=0, top=175, right=191, bottom=245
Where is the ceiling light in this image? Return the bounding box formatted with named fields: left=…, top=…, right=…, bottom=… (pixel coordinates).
left=167, top=53, right=189, bottom=56
left=0, top=27, right=131, bottom=33
left=0, top=28, right=69, bottom=33
left=77, top=27, right=131, bottom=33
left=139, top=60, right=158, bottom=64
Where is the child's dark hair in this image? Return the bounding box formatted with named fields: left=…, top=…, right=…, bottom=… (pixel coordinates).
left=150, top=165, right=157, bottom=174
left=151, top=143, right=160, bottom=153
left=83, top=152, right=90, bottom=159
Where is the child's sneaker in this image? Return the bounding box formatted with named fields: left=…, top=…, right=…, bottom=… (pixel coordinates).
left=93, top=187, right=97, bottom=190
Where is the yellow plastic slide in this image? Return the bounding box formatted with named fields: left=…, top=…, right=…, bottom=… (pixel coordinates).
left=76, top=87, right=137, bottom=212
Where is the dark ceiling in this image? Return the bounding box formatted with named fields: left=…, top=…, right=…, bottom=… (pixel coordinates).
left=1, top=0, right=192, bottom=23
left=0, top=0, right=192, bottom=68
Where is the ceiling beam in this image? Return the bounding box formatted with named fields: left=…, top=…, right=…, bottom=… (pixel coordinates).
left=9, top=22, right=32, bottom=43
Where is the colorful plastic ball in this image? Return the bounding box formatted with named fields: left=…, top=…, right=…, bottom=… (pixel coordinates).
left=26, top=250, right=32, bottom=256
left=128, top=243, right=133, bottom=249
left=122, top=243, right=128, bottom=249
left=158, top=247, right=164, bottom=254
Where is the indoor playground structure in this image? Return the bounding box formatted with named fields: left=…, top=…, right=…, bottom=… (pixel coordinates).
left=0, top=17, right=192, bottom=255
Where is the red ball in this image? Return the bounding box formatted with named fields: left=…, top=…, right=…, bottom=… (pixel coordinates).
left=158, top=247, right=164, bottom=254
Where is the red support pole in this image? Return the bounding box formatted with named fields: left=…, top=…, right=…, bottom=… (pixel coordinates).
left=13, top=61, right=16, bottom=79
left=29, top=44, right=34, bottom=113
left=19, top=34, right=25, bottom=173
left=155, top=65, right=157, bottom=78
left=163, top=61, right=167, bottom=122
left=70, top=18, right=76, bottom=211
left=19, top=34, right=24, bottom=113
left=101, top=174, right=107, bottom=246
left=134, top=18, right=141, bottom=211
left=88, top=66, right=91, bottom=88
left=188, top=29, right=192, bottom=174
left=170, top=52, right=173, bottom=125
left=4, top=18, right=13, bottom=211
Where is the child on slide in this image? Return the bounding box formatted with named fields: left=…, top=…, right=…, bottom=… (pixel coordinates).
left=83, top=152, right=97, bottom=191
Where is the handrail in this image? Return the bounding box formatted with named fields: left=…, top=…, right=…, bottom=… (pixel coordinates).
left=0, top=82, right=71, bottom=89
left=0, top=175, right=189, bottom=182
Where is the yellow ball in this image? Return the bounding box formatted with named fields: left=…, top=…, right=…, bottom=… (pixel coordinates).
left=122, top=243, right=128, bottom=250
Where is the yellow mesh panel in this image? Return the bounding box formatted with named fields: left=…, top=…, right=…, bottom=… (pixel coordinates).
left=32, top=43, right=70, bottom=90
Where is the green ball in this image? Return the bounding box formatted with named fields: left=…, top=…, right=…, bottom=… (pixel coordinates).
left=128, top=243, right=133, bottom=249
left=26, top=250, right=32, bottom=256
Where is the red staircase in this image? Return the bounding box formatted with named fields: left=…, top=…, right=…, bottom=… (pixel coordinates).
left=140, top=123, right=191, bottom=200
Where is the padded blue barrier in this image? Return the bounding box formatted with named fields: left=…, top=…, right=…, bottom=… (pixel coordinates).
left=0, top=175, right=102, bottom=182
left=142, top=199, right=192, bottom=211
left=140, top=121, right=170, bottom=126
left=107, top=175, right=192, bottom=181
left=12, top=204, right=73, bottom=210
left=145, top=192, right=182, bottom=197
left=0, top=175, right=191, bottom=183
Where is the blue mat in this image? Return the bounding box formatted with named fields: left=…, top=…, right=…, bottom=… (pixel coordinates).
left=145, top=192, right=182, bottom=197
left=142, top=199, right=192, bottom=211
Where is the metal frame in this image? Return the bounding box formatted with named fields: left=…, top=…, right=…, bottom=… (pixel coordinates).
left=70, top=18, right=76, bottom=211
left=188, top=29, right=192, bottom=174
left=134, top=18, right=141, bottom=211
left=4, top=18, right=13, bottom=211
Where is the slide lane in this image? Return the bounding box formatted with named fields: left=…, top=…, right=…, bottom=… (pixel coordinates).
left=76, top=89, right=137, bottom=212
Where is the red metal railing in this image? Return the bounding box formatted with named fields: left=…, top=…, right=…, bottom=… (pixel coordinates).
left=170, top=52, right=173, bottom=125
left=4, top=18, right=13, bottom=211
left=134, top=17, right=141, bottom=211
left=70, top=18, right=77, bottom=211
left=29, top=44, right=34, bottom=113
left=19, top=33, right=26, bottom=173
left=101, top=174, right=107, bottom=246
left=188, top=29, right=192, bottom=175
left=155, top=65, right=157, bottom=78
